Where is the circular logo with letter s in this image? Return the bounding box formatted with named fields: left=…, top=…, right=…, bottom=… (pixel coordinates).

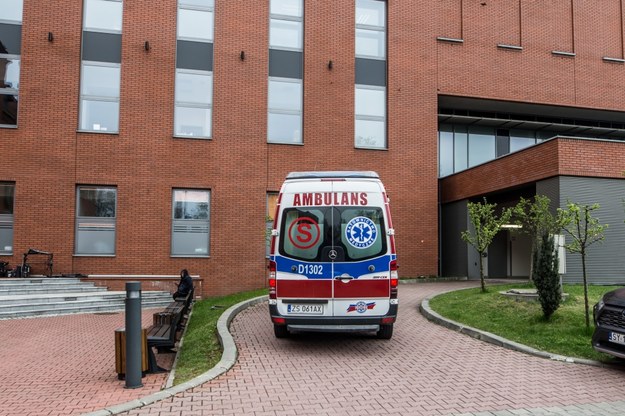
left=288, top=217, right=320, bottom=250
left=345, top=216, right=377, bottom=249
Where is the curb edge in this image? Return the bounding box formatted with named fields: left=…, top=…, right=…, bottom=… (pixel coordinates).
left=82, top=294, right=269, bottom=416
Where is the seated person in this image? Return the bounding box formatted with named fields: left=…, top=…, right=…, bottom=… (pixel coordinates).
left=173, top=269, right=193, bottom=300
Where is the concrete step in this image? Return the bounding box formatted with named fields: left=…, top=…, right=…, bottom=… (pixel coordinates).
left=0, top=277, right=174, bottom=318
left=0, top=278, right=87, bottom=287
left=0, top=286, right=108, bottom=296
left=0, top=290, right=171, bottom=306
left=0, top=297, right=174, bottom=319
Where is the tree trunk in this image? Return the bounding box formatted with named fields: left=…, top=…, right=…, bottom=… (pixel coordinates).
left=582, top=251, right=590, bottom=328
left=528, top=239, right=536, bottom=282
left=479, top=252, right=486, bottom=292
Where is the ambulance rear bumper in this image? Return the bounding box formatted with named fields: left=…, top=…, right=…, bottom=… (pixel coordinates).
left=269, top=304, right=398, bottom=328
left=288, top=324, right=380, bottom=332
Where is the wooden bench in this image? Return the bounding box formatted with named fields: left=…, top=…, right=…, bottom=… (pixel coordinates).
left=146, top=308, right=182, bottom=371
left=145, top=289, right=194, bottom=372
left=173, top=288, right=194, bottom=316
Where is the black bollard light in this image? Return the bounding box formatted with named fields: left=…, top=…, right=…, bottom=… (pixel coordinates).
left=125, top=281, right=143, bottom=389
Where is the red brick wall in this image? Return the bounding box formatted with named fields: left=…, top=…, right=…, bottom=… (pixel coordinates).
left=440, top=137, right=625, bottom=204
left=2, top=1, right=625, bottom=294
left=436, top=0, right=625, bottom=107
left=84, top=277, right=202, bottom=298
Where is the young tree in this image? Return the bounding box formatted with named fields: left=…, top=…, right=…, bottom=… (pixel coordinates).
left=558, top=202, right=608, bottom=328
left=532, top=232, right=561, bottom=320
left=512, top=195, right=559, bottom=281
left=461, top=198, right=512, bottom=293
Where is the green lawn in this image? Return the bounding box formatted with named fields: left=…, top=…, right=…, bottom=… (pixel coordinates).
left=428, top=283, right=621, bottom=362
left=173, top=288, right=266, bottom=384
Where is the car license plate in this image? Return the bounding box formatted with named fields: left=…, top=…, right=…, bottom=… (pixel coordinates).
left=609, top=331, right=625, bottom=345
left=287, top=304, right=323, bottom=315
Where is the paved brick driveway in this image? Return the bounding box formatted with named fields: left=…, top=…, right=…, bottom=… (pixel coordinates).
left=119, top=282, right=625, bottom=416
left=0, top=309, right=173, bottom=416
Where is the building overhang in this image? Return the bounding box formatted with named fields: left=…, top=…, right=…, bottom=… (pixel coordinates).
left=439, top=136, right=625, bottom=204
left=439, top=96, right=625, bottom=139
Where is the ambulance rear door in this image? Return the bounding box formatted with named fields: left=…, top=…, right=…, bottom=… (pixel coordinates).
left=331, top=181, right=391, bottom=318
left=274, top=181, right=334, bottom=318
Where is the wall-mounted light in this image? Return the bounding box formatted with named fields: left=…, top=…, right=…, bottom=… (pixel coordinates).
left=47, top=32, right=54, bottom=42
left=501, top=224, right=522, bottom=229
left=144, top=41, right=150, bottom=51
left=328, top=60, right=333, bottom=70
left=240, top=51, right=245, bottom=61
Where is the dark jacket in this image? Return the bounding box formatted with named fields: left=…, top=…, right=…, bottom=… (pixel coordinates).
left=176, top=273, right=193, bottom=298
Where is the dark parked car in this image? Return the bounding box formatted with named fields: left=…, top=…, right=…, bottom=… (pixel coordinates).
left=592, top=288, right=625, bottom=359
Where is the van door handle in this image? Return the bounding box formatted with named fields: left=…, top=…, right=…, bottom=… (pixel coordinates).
left=335, top=274, right=354, bottom=281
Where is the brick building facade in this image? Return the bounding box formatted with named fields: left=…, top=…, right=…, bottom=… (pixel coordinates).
left=2, top=1, right=625, bottom=296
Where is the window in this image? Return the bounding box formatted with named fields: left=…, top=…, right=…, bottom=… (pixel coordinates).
left=179, top=0, right=214, bottom=7
left=438, top=127, right=454, bottom=177
left=468, top=127, right=495, bottom=168
left=268, top=77, right=302, bottom=143
left=175, top=0, right=214, bottom=139
left=356, top=0, right=386, bottom=59
left=453, top=125, right=468, bottom=172
left=174, top=70, right=212, bottom=137
left=172, top=189, right=210, bottom=256
left=355, top=0, right=386, bottom=149
left=79, top=62, right=120, bottom=132
left=3, top=0, right=23, bottom=22
left=438, top=124, right=496, bottom=176
left=80, top=0, right=123, bottom=133
left=270, top=19, right=302, bottom=50
left=0, top=183, right=14, bottom=255
left=270, top=0, right=303, bottom=17
left=279, top=206, right=386, bottom=262
left=83, top=0, right=123, bottom=32
left=356, top=29, right=385, bottom=58
left=0, top=1, right=23, bottom=127
left=340, top=208, right=386, bottom=261
left=510, top=129, right=537, bottom=152
left=178, top=8, right=214, bottom=41
left=75, top=186, right=117, bottom=255
left=268, top=0, right=303, bottom=144
left=280, top=208, right=326, bottom=261
left=355, top=85, right=386, bottom=148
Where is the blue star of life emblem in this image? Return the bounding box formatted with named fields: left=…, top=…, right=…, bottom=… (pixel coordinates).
left=345, top=216, right=377, bottom=249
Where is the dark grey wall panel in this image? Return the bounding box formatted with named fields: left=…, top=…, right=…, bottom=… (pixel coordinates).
left=489, top=231, right=508, bottom=278
left=269, top=49, right=302, bottom=79
left=355, top=58, right=386, bottom=86
left=536, top=177, right=560, bottom=216
left=82, top=32, right=122, bottom=63
left=441, top=200, right=469, bottom=277
left=0, top=23, right=21, bottom=54
left=177, top=41, right=213, bottom=71
left=496, top=131, right=510, bottom=157
left=558, top=176, right=625, bottom=285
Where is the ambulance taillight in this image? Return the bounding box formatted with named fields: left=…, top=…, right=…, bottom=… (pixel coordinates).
left=268, top=261, right=277, bottom=300
left=390, top=260, right=398, bottom=299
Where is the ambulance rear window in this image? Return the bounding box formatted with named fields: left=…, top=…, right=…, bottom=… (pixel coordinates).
left=279, top=206, right=386, bottom=262
left=280, top=208, right=325, bottom=261
left=340, top=208, right=386, bottom=261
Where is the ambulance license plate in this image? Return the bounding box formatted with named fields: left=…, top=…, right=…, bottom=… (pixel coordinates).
left=287, top=304, right=323, bottom=315
left=609, top=331, right=625, bottom=345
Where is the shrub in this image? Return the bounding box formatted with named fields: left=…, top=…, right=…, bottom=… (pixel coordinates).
left=532, top=233, right=562, bottom=319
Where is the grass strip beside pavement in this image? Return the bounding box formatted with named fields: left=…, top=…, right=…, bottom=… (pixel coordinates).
left=173, top=288, right=267, bottom=385
left=428, top=283, right=621, bottom=362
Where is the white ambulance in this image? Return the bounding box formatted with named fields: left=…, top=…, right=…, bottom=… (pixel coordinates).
left=268, top=171, right=398, bottom=339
